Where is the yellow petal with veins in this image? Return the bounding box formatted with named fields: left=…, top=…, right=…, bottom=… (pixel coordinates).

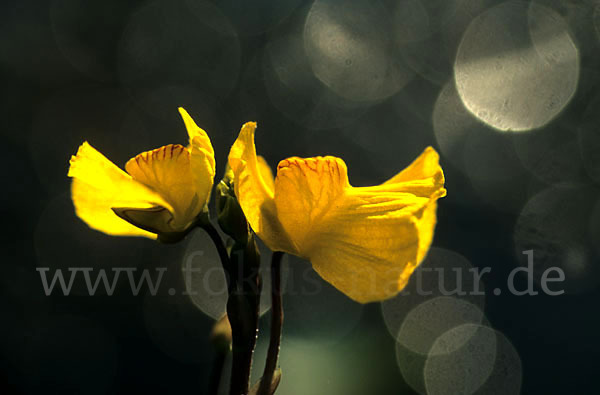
left=355, top=147, right=446, bottom=263
left=227, top=120, right=446, bottom=302
left=178, top=107, right=216, bottom=207
left=125, top=144, right=200, bottom=231
left=228, top=122, right=296, bottom=253
left=69, top=109, right=215, bottom=238
left=308, top=206, right=421, bottom=303
left=274, top=156, right=349, bottom=253
left=363, top=147, right=446, bottom=198
left=273, top=153, right=444, bottom=303
left=68, top=142, right=171, bottom=238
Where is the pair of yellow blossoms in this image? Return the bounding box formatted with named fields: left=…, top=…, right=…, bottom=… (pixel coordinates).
left=68, top=109, right=446, bottom=303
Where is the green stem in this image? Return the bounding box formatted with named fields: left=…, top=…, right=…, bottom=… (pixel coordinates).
left=201, top=221, right=231, bottom=274
left=201, top=222, right=257, bottom=395
left=228, top=321, right=255, bottom=395
left=227, top=241, right=261, bottom=395
left=258, top=252, right=284, bottom=395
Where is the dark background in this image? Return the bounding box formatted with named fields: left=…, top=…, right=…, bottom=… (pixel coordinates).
left=2, top=0, right=600, bottom=394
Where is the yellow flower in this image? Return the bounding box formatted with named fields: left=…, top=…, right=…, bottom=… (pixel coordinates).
left=228, top=123, right=446, bottom=303
left=68, top=108, right=215, bottom=241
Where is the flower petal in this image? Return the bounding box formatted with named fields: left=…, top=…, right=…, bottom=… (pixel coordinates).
left=257, top=155, right=275, bottom=192
left=364, top=147, right=446, bottom=198
left=68, top=142, right=170, bottom=238
left=125, top=144, right=200, bottom=231
left=274, top=156, right=349, bottom=253
left=178, top=107, right=216, bottom=207
left=355, top=147, right=446, bottom=267
left=274, top=156, right=436, bottom=302
left=228, top=122, right=295, bottom=252
left=413, top=199, right=438, bottom=263
left=308, top=208, right=421, bottom=303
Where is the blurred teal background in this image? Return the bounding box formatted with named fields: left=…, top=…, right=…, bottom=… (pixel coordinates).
left=2, top=0, right=600, bottom=394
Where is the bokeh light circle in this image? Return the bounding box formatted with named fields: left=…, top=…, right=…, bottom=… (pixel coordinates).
left=396, top=0, right=496, bottom=86
left=454, top=1, right=579, bottom=132
left=182, top=230, right=282, bottom=320
left=424, top=324, right=497, bottom=395
left=514, top=185, right=600, bottom=293
left=513, top=120, right=587, bottom=186
left=263, top=34, right=369, bottom=130
left=381, top=247, right=486, bottom=342
left=432, top=81, right=476, bottom=170
left=475, top=330, right=523, bottom=395
left=395, top=342, right=428, bottom=394
left=432, top=81, right=532, bottom=212
left=595, top=2, right=600, bottom=43
left=181, top=230, right=228, bottom=320
left=579, top=89, right=600, bottom=183
left=303, top=0, right=414, bottom=103
left=393, top=0, right=465, bottom=44
left=397, top=297, right=485, bottom=356
left=212, top=0, right=303, bottom=35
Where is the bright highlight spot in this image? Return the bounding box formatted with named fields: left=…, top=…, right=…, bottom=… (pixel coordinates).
left=454, top=1, right=579, bottom=132
left=432, top=81, right=532, bottom=212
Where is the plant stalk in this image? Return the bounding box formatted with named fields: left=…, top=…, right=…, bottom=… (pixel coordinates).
left=202, top=223, right=261, bottom=395
left=258, top=251, right=284, bottom=395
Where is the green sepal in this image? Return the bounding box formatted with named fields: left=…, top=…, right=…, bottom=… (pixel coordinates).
left=215, top=166, right=250, bottom=244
